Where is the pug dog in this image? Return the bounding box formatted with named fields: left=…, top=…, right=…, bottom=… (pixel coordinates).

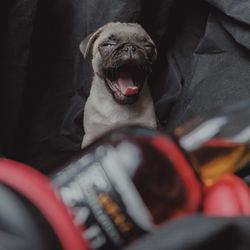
left=80, top=22, right=157, bottom=148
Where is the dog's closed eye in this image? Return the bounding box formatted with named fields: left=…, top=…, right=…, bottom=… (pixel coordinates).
left=144, top=43, right=154, bottom=48
left=101, top=42, right=116, bottom=47
left=99, top=42, right=116, bottom=56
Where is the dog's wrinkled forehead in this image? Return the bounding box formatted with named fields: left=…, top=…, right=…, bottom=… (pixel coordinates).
left=80, top=22, right=154, bottom=59
left=98, top=22, right=150, bottom=42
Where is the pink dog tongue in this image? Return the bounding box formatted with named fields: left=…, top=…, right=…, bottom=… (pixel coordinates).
left=117, top=72, right=138, bottom=96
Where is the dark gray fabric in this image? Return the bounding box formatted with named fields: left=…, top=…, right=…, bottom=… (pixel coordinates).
left=1, top=1, right=250, bottom=249
left=124, top=215, right=250, bottom=250
left=155, top=0, right=250, bottom=132
left=2, top=0, right=250, bottom=172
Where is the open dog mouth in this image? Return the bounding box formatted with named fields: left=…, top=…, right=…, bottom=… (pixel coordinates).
left=104, top=65, right=149, bottom=102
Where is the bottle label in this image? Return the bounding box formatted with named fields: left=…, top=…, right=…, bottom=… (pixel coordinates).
left=51, top=144, right=148, bottom=250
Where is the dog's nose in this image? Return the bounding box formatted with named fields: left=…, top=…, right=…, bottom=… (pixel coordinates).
left=123, top=44, right=137, bottom=57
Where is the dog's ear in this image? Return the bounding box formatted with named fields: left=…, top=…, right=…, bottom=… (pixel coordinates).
left=80, top=28, right=103, bottom=59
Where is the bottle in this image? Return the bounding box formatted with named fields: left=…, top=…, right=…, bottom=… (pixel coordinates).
left=174, top=100, right=250, bottom=186
left=51, top=125, right=202, bottom=250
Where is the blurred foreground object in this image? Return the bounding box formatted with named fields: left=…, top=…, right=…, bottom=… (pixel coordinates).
left=0, top=126, right=201, bottom=250
left=175, top=100, right=250, bottom=186
left=1, top=101, right=250, bottom=249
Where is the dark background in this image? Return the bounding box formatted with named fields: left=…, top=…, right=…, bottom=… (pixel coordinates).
left=2, top=0, right=250, bottom=173
left=1, top=1, right=250, bottom=249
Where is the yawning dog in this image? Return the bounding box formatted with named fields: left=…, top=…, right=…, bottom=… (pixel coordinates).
left=80, top=22, right=157, bottom=148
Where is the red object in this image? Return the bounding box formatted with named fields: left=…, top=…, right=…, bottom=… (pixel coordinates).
left=151, top=136, right=250, bottom=218
left=0, top=158, right=89, bottom=250
left=203, top=173, right=250, bottom=216
left=151, top=135, right=202, bottom=213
